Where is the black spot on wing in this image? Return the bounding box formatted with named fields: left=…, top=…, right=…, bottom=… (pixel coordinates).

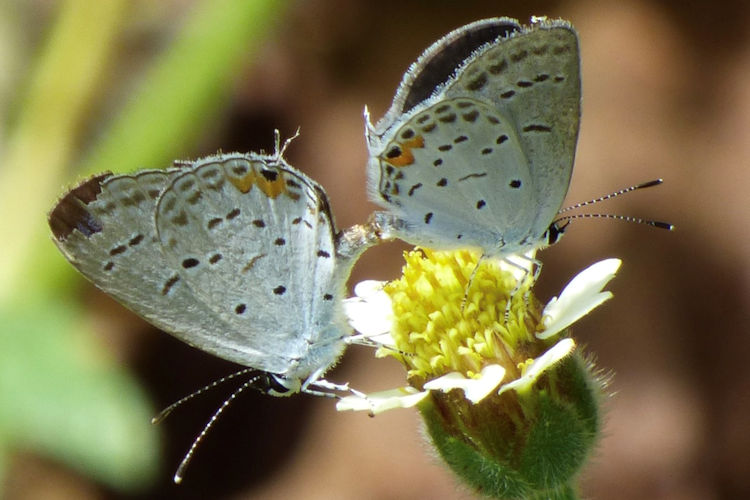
left=161, top=274, right=180, bottom=296
left=462, top=109, right=479, bottom=122
left=187, top=190, right=202, bottom=204
left=438, top=112, right=456, bottom=123
left=488, top=59, right=508, bottom=75
left=128, top=234, right=144, bottom=246
left=260, top=169, right=278, bottom=182
left=523, top=124, right=552, bottom=133
left=510, top=49, right=528, bottom=63
left=170, top=210, right=188, bottom=227
left=386, top=146, right=402, bottom=159
left=109, top=245, right=127, bottom=256
left=182, top=258, right=199, bottom=269
left=466, top=72, right=488, bottom=91
left=458, top=172, right=487, bottom=182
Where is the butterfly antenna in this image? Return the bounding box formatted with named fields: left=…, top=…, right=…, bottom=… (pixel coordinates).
left=554, top=212, right=674, bottom=230
left=151, top=368, right=257, bottom=424
left=172, top=373, right=264, bottom=484
left=557, top=179, right=665, bottom=214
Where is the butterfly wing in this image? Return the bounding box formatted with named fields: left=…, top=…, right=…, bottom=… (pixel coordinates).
left=154, top=154, right=350, bottom=379
left=367, top=18, right=580, bottom=256
left=48, top=169, right=269, bottom=367
left=443, top=19, right=580, bottom=244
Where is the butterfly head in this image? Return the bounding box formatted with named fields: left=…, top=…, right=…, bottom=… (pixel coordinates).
left=543, top=220, right=569, bottom=248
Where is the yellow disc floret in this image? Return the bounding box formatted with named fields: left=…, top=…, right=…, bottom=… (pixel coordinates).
left=384, top=249, right=548, bottom=387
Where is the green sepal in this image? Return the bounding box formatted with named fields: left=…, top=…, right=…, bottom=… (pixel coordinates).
left=418, top=353, right=602, bottom=499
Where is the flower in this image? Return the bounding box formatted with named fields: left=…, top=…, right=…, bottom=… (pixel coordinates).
left=340, top=249, right=620, bottom=499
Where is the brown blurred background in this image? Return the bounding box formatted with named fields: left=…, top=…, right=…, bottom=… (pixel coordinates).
left=4, top=0, right=749, bottom=499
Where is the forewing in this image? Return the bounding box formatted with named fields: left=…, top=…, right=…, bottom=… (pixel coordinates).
left=368, top=18, right=580, bottom=255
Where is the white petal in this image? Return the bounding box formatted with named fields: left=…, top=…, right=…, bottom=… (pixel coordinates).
left=423, top=364, right=506, bottom=403
left=336, top=387, right=429, bottom=414
left=537, top=259, right=622, bottom=339
left=343, top=280, right=393, bottom=338
left=498, top=338, right=576, bottom=395
left=353, top=280, right=388, bottom=299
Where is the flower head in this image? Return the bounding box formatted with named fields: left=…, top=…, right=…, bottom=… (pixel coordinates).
left=340, top=249, right=620, bottom=499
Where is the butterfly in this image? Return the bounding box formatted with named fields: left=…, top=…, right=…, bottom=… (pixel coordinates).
left=366, top=17, right=580, bottom=265
left=49, top=142, right=375, bottom=398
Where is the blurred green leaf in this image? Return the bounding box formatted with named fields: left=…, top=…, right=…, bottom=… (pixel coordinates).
left=78, top=0, right=285, bottom=178
left=0, top=300, right=160, bottom=490
left=0, top=0, right=288, bottom=492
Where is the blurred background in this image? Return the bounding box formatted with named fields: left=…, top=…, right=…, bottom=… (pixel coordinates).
left=0, top=0, right=748, bottom=499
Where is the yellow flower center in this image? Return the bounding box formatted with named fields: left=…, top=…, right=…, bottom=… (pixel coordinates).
left=384, top=249, right=548, bottom=388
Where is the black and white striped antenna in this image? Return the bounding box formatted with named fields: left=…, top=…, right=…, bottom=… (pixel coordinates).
left=553, top=179, right=674, bottom=230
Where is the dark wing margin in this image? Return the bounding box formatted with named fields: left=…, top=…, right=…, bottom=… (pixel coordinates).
left=49, top=173, right=113, bottom=239
left=399, top=19, right=521, bottom=114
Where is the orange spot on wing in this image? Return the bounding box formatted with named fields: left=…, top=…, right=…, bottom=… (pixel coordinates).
left=229, top=172, right=256, bottom=193
left=384, top=135, right=425, bottom=167
left=256, top=174, right=287, bottom=199
left=228, top=167, right=291, bottom=199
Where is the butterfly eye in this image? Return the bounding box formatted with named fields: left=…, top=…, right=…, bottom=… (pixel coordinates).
left=546, top=221, right=567, bottom=246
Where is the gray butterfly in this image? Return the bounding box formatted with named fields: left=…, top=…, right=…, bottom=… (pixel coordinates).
left=366, top=17, right=580, bottom=260
left=49, top=149, right=374, bottom=396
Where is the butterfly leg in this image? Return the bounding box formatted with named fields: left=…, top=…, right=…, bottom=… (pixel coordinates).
left=302, top=366, right=368, bottom=399
left=461, top=253, right=489, bottom=311
left=501, top=253, right=542, bottom=320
